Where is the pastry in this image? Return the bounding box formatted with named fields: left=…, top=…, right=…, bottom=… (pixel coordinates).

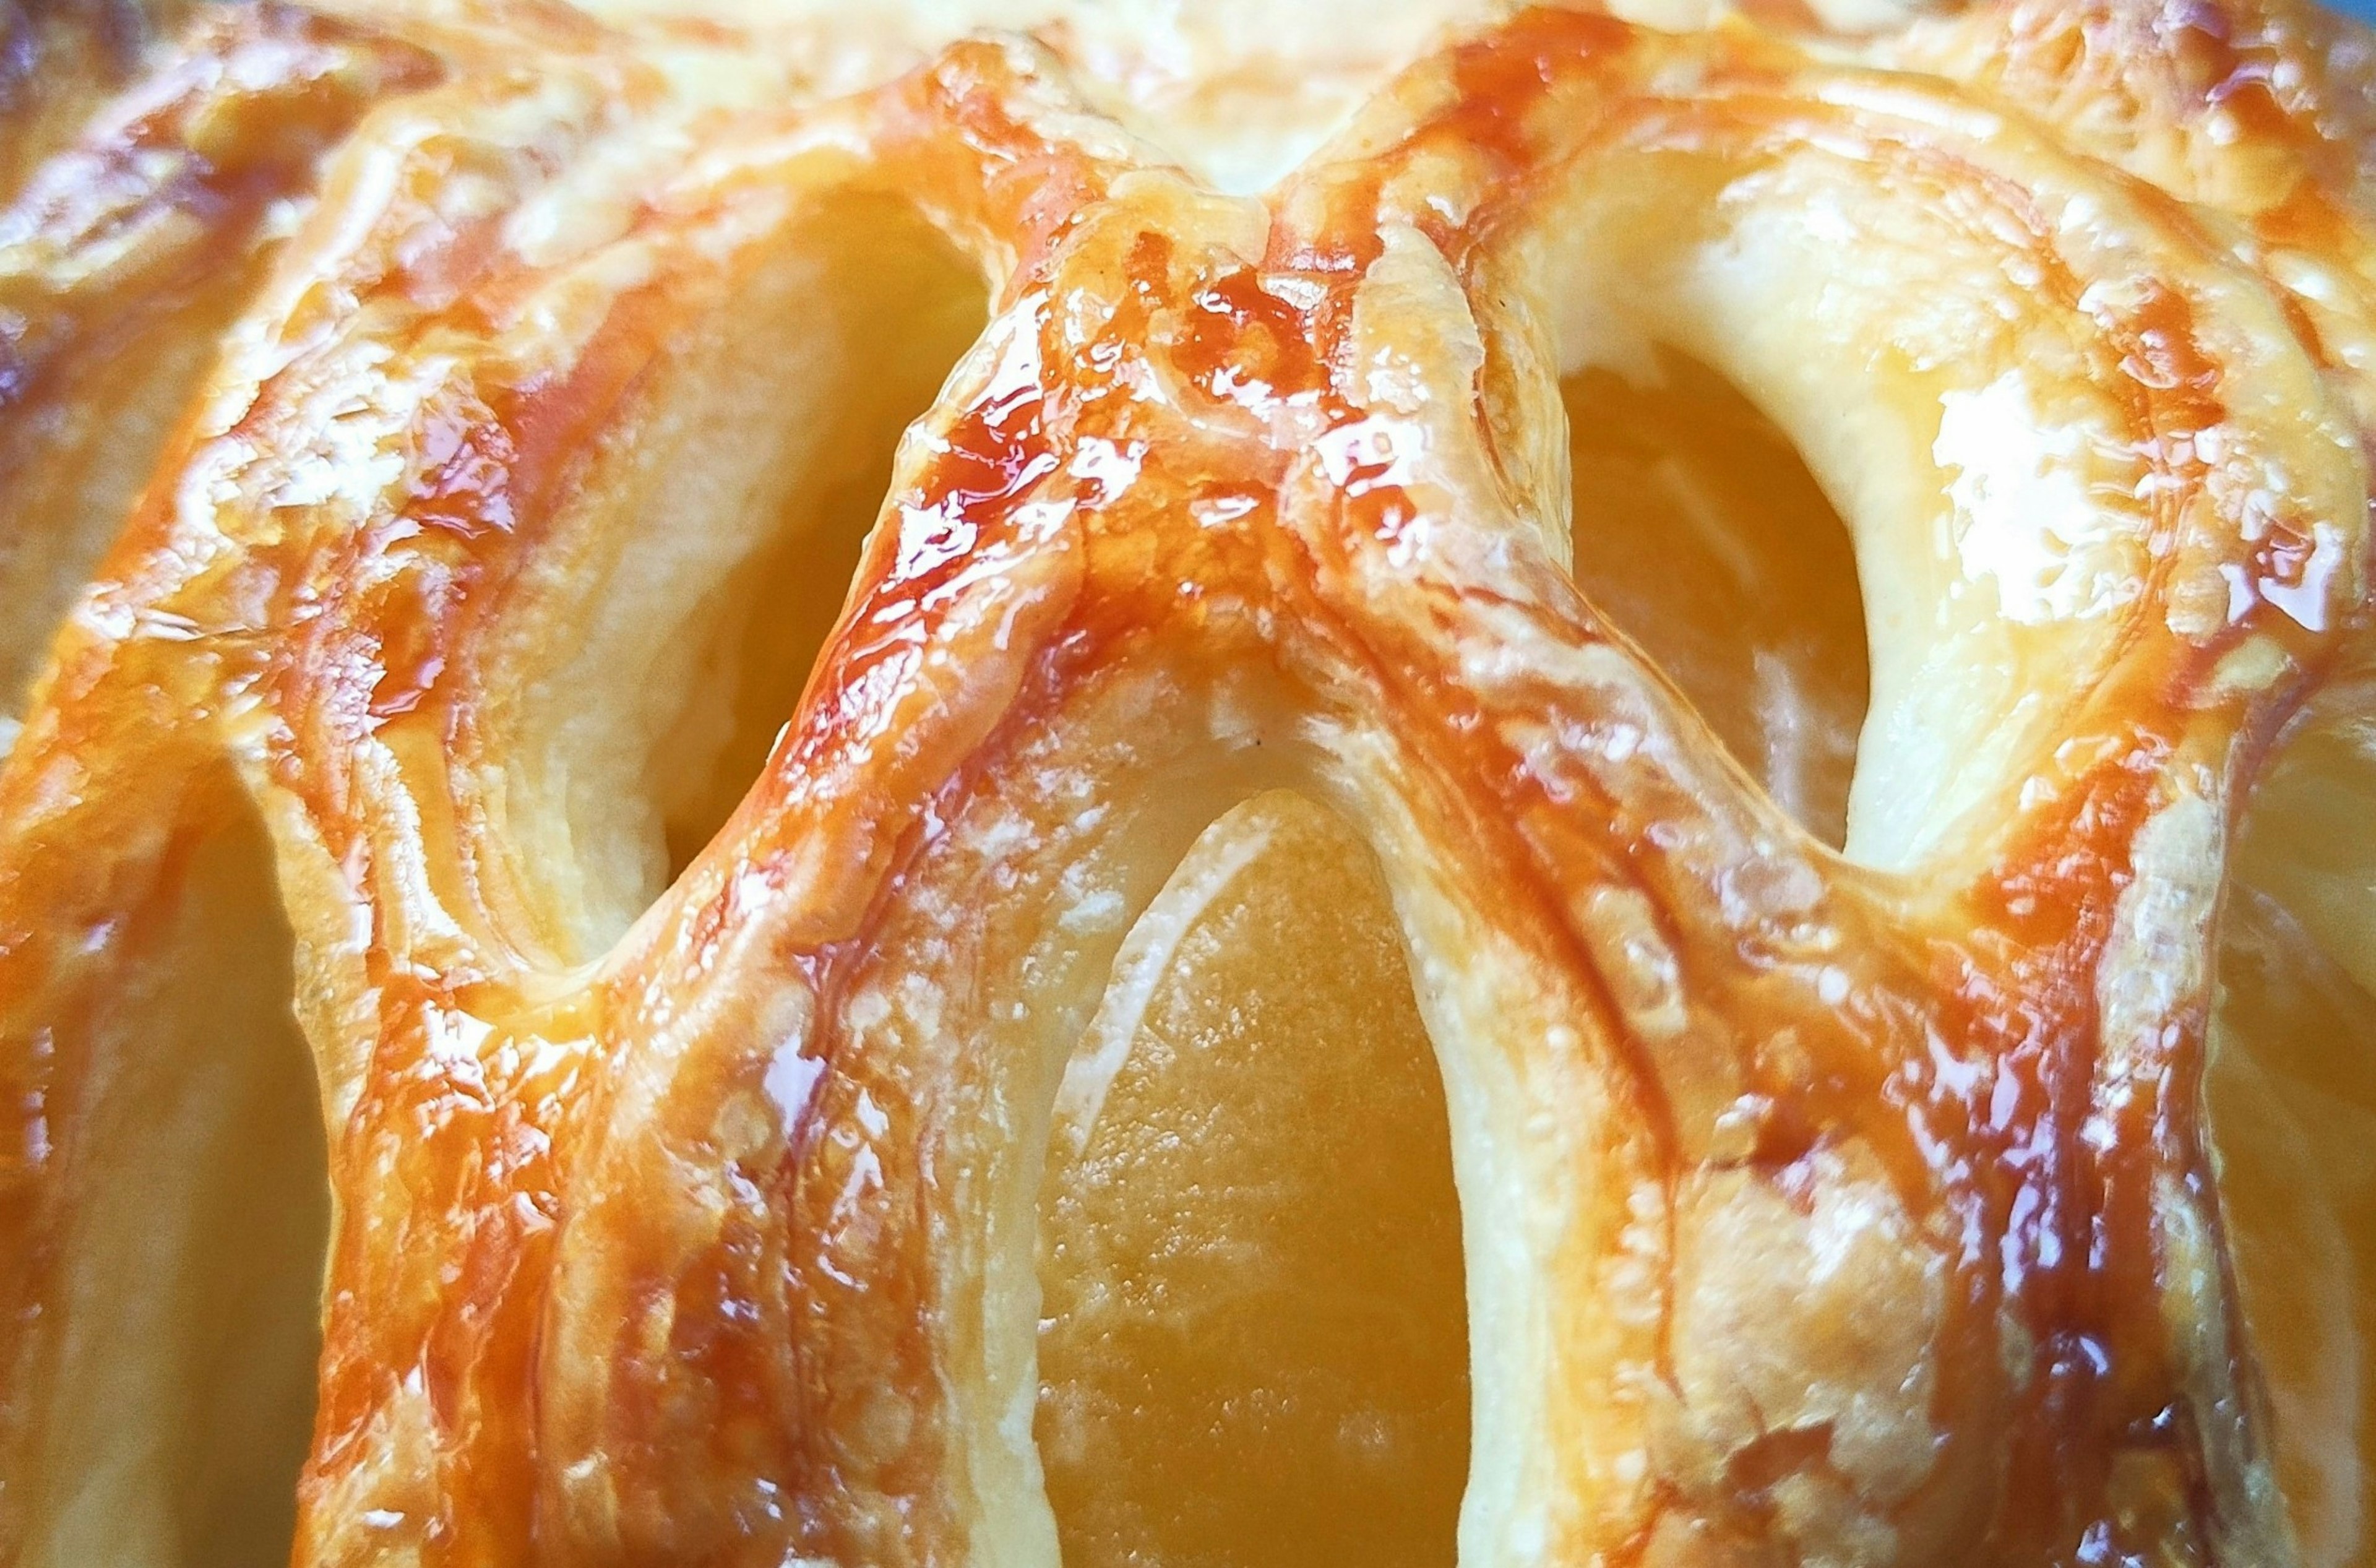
left=0, top=0, right=2371, bottom=1564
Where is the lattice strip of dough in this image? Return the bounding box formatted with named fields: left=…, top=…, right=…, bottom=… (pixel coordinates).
left=0, top=4, right=2370, bottom=1567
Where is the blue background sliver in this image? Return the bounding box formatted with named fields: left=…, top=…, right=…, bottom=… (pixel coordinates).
left=2335, top=0, right=2376, bottom=20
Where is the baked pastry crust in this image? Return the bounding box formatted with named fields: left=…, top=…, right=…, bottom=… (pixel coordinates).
left=0, top=1, right=2372, bottom=1564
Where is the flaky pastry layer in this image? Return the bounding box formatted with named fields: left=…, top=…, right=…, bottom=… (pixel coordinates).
left=2, top=1, right=2375, bottom=1565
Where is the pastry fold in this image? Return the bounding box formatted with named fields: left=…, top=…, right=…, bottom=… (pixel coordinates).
left=0, top=2, right=2370, bottom=1566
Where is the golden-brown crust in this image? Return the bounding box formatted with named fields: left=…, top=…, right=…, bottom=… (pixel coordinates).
left=0, top=4, right=442, bottom=717
left=0, top=2, right=2372, bottom=1564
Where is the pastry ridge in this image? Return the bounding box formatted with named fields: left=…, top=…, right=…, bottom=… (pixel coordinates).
left=0, top=1, right=2372, bottom=1566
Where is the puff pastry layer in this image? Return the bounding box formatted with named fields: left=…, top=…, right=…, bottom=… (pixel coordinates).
left=1, top=2, right=2373, bottom=1566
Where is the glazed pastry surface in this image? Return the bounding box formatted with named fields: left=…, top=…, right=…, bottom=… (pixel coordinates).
left=1, top=1, right=2374, bottom=1566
